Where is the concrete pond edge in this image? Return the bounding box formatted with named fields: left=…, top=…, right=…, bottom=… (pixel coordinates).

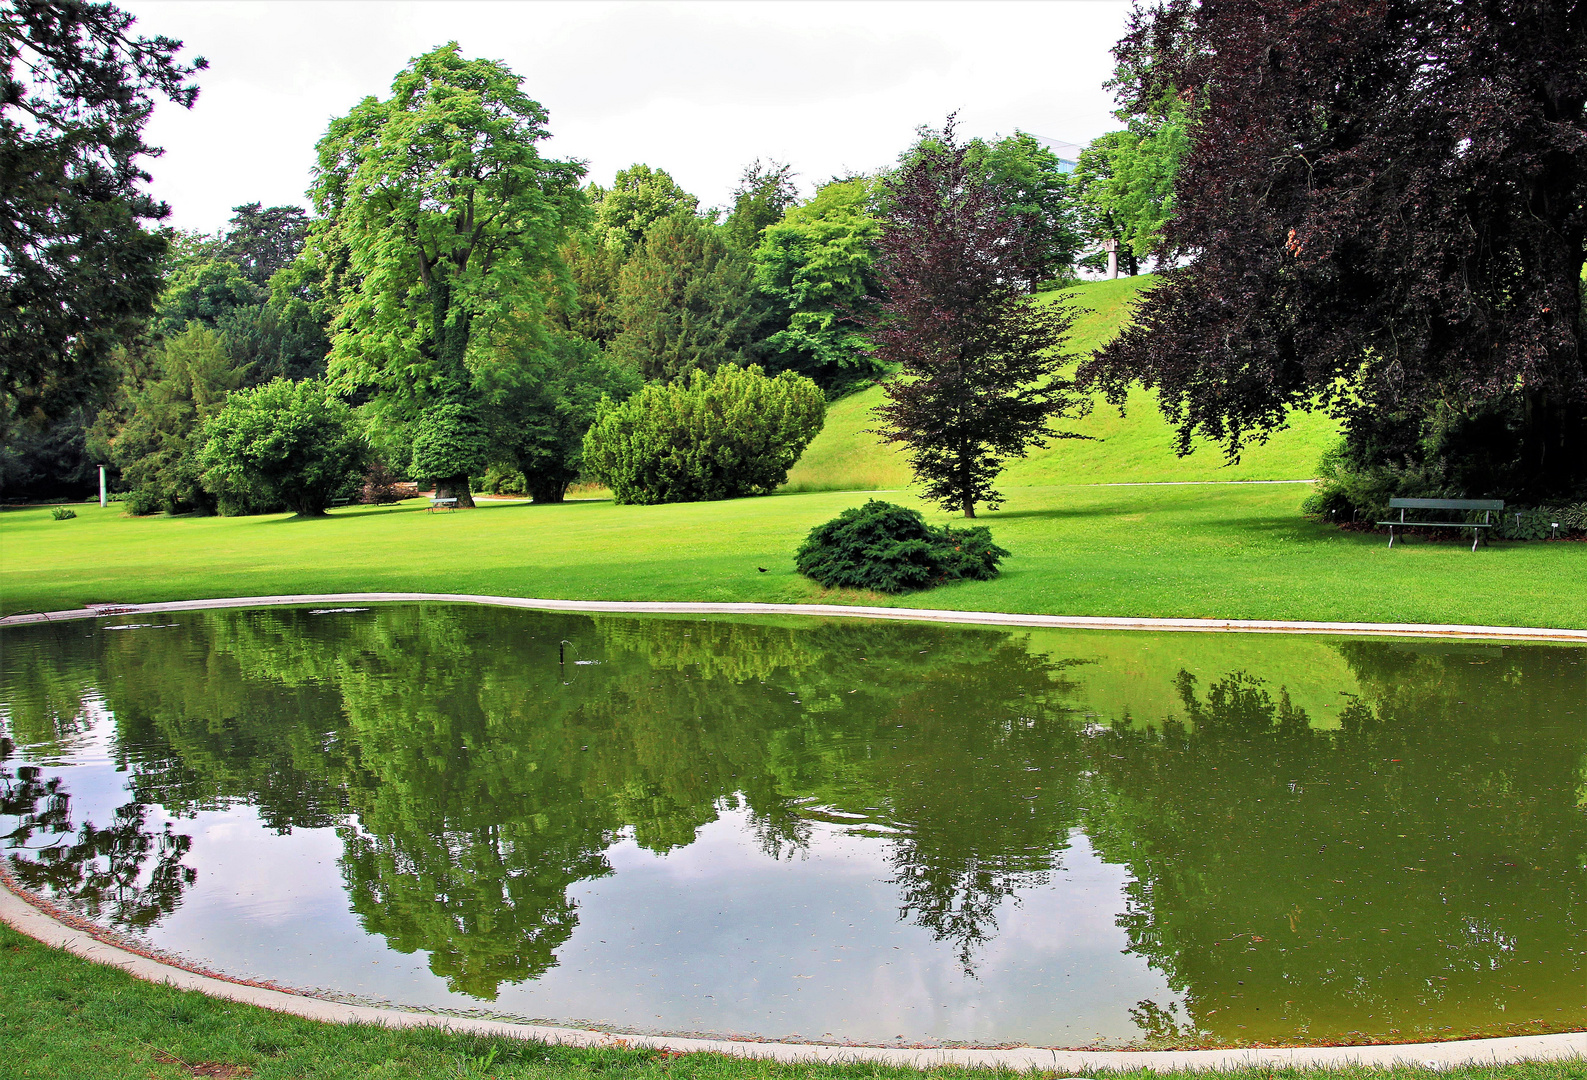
left=2, top=885, right=1582, bottom=1072
left=2, top=592, right=1586, bottom=642
left=4, top=593, right=1585, bottom=1070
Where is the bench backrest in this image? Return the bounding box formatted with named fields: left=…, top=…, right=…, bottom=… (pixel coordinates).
left=1388, top=497, right=1504, bottom=511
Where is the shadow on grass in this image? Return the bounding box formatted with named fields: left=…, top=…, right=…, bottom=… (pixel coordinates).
left=980, top=503, right=1134, bottom=523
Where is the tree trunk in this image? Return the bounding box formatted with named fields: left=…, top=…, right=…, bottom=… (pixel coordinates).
left=434, top=474, right=476, bottom=507
left=962, top=494, right=976, bottom=518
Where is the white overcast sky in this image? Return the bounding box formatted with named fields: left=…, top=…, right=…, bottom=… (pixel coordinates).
left=123, top=0, right=1135, bottom=234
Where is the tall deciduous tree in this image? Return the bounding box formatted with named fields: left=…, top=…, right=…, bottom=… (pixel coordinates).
left=1, top=0, right=204, bottom=431
left=1082, top=0, right=1587, bottom=502
left=591, top=163, right=697, bottom=257
left=870, top=121, right=1085, bottom=518
left=723, top=159, right=799, bottom=252
left=754, top=177, right=885, bottom=391
left=308, top=43, right=584, bottom=506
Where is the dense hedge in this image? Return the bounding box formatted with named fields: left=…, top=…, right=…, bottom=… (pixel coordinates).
left=582, top=364, right=825, bottom=504
left=795, top=500, right=1010, bottom=592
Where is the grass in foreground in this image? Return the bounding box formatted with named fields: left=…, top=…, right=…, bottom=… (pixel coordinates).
left=2, top=925, right=1582, bottom=1080
left=3, top=484, right=1584, bottom=629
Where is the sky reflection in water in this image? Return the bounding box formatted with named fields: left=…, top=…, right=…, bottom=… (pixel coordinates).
left=2, top=605, right=1584, bottom=1047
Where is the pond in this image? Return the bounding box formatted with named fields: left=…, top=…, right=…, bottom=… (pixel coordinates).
left=2, top=604, right=1583, bottom=1049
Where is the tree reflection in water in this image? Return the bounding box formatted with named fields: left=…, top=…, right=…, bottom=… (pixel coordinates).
left=0, top=607, right=1581, bottom=1043
left=2, top=747, right=197, bottom=930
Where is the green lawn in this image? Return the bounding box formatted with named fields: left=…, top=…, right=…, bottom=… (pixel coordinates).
left=2, top=924, right=1582, bottom=1080
left=782, top=276, right=1340, bottom=494
left=5, top=483, right=1583, bottom=629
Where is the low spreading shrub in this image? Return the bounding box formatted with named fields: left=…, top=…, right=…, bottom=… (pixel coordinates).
left=50, top=506, right=76, bottom=520
left=795, top=500, right=1010, bottom=593
left=582, top=365, right=825, bottom=505
left=1561, top=502, right=1587, bottom=535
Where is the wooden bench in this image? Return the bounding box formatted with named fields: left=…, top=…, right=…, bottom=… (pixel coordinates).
left=330, top=496, right=352, bottom=508
left=427, top=496, right=458, bottom=513
left=1378, top=497, right=1504, bottom=551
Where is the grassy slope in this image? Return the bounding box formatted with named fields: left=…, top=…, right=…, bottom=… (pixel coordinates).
left=5, top=488, right=1583, bottom=628
left=782, top=276, right=1341, bottom=493
left=3, top=925, right=1583, bottom=1080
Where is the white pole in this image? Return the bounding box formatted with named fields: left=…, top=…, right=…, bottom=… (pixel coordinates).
left=99, top=465, right=107, bottom=508
left=1104, top=238, right=1119, bottom=279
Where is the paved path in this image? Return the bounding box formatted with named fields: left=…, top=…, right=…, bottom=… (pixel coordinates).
left=3, top=592, right=1584, bottom=641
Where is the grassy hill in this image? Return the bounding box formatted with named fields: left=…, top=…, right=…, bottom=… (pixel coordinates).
left=782, top=275, right=1341, bottom=493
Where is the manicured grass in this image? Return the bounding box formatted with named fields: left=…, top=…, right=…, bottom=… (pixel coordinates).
left=2, top=924, right=1582, bottom=1080
left=782, top=277, right=1340, bottom=494
left=5, top=484, right=1583, bottom=629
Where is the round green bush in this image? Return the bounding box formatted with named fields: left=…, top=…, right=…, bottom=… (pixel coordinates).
left=795, top=500, right=1010, bottom=593
left=582, top=364, right=825, bottom=504
left=198, top=378, right=367, bottom=517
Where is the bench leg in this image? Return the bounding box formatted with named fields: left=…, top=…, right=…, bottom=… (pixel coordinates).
left=1387, top=525, right=1395, bottom=549
left=1472, top=528, right=1480, bottom=553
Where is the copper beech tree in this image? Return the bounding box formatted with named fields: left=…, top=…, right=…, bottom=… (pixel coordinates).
left=869, top=121, right=1085, bottom=518
left=1083, top=0, right=1587, bottom=503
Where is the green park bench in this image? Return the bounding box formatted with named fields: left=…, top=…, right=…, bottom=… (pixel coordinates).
left=428, top=496, right=458, bottom=513
left=1378, top=497, right=1504, bottom=552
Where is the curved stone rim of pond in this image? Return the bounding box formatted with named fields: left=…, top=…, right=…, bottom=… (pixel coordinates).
left=2, top=592, right=1584, bottom=641
left=2, top=880, right=1583, bottom=1070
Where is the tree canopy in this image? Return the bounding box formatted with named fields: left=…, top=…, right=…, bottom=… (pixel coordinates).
left=1083, top=0, right=1587, bottom=502
left=1, top=0, right=205, bottom=431
left=754, top=177, right=884, bottom=391
left=307, top=42, right=585, bottom=504
left=591, top=163, right=698, bottom=257
left=609, top=213, right=767, bottom=381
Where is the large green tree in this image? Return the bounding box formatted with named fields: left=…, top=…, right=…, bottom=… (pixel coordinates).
left=590, top=163, right=698, bottom=257
left=1, top=0, right=204, bottom=433
left=307, top=43, right=585, bottom=506
left=754, top=177, right=884, bottom=391
left=1073, top=97, right=1193, bottom=276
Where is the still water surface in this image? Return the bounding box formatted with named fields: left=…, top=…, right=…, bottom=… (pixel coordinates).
left=2, top=605, right=1583, bottom=1047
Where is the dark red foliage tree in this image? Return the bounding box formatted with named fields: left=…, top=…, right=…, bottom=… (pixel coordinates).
left=1, top=1, right=205, bottom=432
left=869, top=120, right=1085, bottom=518
left=1082, top=0, right=1587, bottom=503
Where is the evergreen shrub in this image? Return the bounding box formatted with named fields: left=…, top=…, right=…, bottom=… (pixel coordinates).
left=582, top=365, right=825, bottom=504
left=795, top=500, right=1009, bottom=593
